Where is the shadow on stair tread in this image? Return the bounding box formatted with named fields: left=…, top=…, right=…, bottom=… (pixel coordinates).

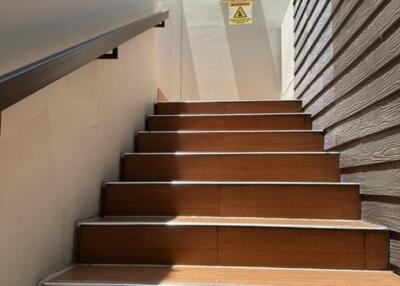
left=44, top=264, right=400, bottom=286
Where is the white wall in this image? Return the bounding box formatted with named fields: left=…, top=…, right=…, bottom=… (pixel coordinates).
left=281, top=0, right=295, bottom=99
left=0, top=0, right=158, bottom=75
left=0, top=31, right=157, bottom=286
left=157, top=0, right=290, bottom=101
left=156, top=0, right=182, bottom=101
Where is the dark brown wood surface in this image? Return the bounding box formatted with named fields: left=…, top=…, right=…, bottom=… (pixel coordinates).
left=136, top=131, right=324, bottom=152
left=147, top=114, right=312, bottom=131
left=121, top=153, right=340, bottom=182
left=218, top=227, right=387, bottom=269
left=102, top=183, right=360, bottom=219
left=103, top=183, right=221, bottom=216
left=78, top=224, right=388, bottom=269
left=156, top=101, right=302, bottom=114
left=79, top=225, right=218, bottom=265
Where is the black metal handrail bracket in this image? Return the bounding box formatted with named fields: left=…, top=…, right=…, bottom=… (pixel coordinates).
left=0, top=9, right=169, bottom=115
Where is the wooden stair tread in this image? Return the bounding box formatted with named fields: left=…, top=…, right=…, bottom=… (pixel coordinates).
left=125, top=151, right=339, bottom=155
left=45, top=265, right=400, bottom=286
left=151, top=112, right=309, bottom=116
left=160, top=99, right=302, bottom=103
left=138, top=130, right=323, bottom=133
left=81, top=216, right=386, bottom=231
left=105, top=181, right=359, bottom=185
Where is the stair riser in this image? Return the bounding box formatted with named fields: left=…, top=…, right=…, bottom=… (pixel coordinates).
left=79, top=226, right=388, bottom=270
left=136, top=132, right=324, bottom=152
left=121, top=154, right=340, bottom=182
left=156, top=102, right=302, bottom=115
left=147, top=115, right=312, bottom=131
left=103, top=184, right=360, bottom=219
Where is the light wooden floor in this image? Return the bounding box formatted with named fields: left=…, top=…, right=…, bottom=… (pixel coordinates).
left=47, top=265, right=400, bottom=286
left=83, top=216, right=386, bottom=229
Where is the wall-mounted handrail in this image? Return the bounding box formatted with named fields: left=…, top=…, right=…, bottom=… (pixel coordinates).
left=0, top=9, right=169, bottom=114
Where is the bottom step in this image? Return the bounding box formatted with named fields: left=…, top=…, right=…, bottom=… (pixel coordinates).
left=44, top=265, right=400, bottom=286
left=77, top=217, right=388, bottom=269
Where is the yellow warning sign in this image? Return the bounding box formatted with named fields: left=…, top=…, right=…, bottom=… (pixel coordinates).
left=229, top=1, right=253, bottom=26
left=234, top=7, right=247, bottom=19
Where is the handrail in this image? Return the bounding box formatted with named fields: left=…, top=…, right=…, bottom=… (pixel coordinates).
left=0, top=9, right=169, bottom=114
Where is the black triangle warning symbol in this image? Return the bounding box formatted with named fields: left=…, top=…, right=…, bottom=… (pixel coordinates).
left=234, top=7, right=247, bottom=19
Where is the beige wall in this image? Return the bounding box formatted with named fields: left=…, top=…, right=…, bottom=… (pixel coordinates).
left=281, top=0, right=295, bottom=99
left=0, top=30, right=156, bottom=286
left=157, top=0, right=290, bottom=101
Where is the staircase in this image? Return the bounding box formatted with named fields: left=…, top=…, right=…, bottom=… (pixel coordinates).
left=44, top=100, right=400, bottom=285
